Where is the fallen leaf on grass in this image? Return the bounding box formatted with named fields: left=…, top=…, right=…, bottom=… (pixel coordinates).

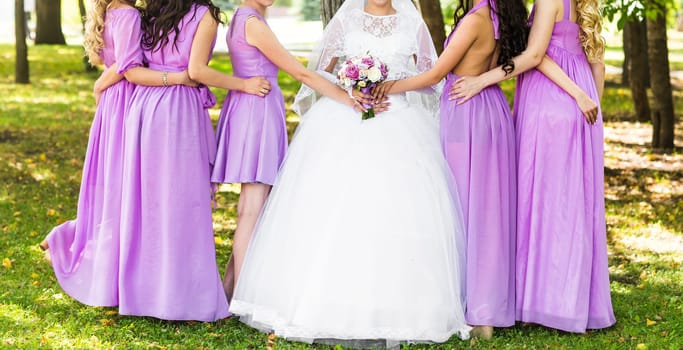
left=636, top=344, right=646, bottom=350
left=2, top=258, right=11, bottom=269
left=99, top=318, right=114, bottom=326
left=31, top=272, right=39, bottom=279
left=47, top=209, right=57, bottom=216
left=640, top=271, right=647, bottom=280
left=267, top=333, right=276, bottom=350
left=646, top=318, right=657, bottom=326
left=105, top=310, right=118, bottom=316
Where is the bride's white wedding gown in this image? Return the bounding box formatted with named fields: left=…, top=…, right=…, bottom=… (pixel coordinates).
left=230, top=5, right=470, bottom=346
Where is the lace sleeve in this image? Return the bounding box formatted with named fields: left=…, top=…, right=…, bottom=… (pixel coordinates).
left=293, top=14, right=347, bottom=119
left=403, top=19, right=442, bottom=117
left=317, top=17, right=345, bottom=72
left=415, top=22, right=436, bottom=75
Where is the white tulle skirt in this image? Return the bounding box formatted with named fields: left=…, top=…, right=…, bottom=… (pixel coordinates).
left=230, top=95, right=471, bottom=346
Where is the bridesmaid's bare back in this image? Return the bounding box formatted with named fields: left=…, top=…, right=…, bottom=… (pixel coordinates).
left=451, top=6, right=498, bottom=77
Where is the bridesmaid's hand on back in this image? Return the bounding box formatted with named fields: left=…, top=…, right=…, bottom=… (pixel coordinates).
left=449, top=75, right=485, bottom=104
left=575, top=92, right=598, bottom=125
left=242, top=77, right=271, bottom=97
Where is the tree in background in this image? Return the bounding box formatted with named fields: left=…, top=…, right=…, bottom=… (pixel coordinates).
left=645, top=1, right=675, bottom=150
left=35, top=0, right=66, bottom=44
left=604, top=0, right=676, bottom=151
left=78, top=0, right=96, bottom=72
left=15, top=0, right=30, bottom=83
left=322, top=0, right=345, bottom=27
left=416, top=0, right=446, bottom=54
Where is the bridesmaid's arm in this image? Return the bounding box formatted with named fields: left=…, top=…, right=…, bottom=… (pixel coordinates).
left=244, top=15, right=362, bottom=110
left=590, top=60, right=605, bottom=101
left=93, top=64, right=123, bottom=105
left=448, top=0, right=560, bottom=103
left=187, top=11, right=270, bottom=96
left=373, top=13, right=482, bottom=99
left=94, top=64, right=124, bottom=94
left=124, top=67, right=195, bottom=87
left=536, top=56, right=599, bottom=124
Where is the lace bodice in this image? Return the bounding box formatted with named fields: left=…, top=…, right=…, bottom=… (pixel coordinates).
left=319, top=9, right=433, bottom=81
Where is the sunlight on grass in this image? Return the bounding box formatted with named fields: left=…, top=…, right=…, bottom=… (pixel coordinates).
left=619, top=224, right=683, bottom=258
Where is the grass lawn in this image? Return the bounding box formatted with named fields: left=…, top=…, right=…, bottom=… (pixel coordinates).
left=1, top=44, right=682, bottom=349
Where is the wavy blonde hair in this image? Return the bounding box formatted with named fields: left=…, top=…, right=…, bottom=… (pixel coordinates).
left=576, top=0, right=605, bottom=63
left=83, top=0, right=112, bottom=65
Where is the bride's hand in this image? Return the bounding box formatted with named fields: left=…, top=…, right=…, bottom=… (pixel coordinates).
left=372, top=98, right=391, bottom=114
left=371, top=80, right=397, bottom=102
left=350, top=88, right=374, bottom=106
left=448, top=75, right=485, bottom=104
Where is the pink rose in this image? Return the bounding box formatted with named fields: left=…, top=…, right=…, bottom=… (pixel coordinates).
left=345, top=65, right=359, bottom=80
left=361, top=56, right=374, bottom=67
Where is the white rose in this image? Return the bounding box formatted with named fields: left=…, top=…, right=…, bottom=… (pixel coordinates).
left=367, top=67, right=382, bottom=82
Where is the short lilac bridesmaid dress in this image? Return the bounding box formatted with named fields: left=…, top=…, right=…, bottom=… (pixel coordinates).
left=45, top=8, right=142, bottom=307
left=513, top=0, right=616, bottom=333
left=118, top=4, right=229, bottom=321
left=212, top=6, right=287, bottom=185
left=440, top=0, right=516, bottom=327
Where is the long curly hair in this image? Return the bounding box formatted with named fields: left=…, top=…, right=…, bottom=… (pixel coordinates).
left=83, top=0, right=110, bottom=65
left=452, top=0, right=528, bottom=75
left=141, top=0, right=222, bottom=53
left=576, top=0, right=605, bottom=62
left=84, top=0, right=138, bottom=65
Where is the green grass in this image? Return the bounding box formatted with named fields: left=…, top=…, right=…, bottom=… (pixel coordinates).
left=1, top=44, right=682, bottom=349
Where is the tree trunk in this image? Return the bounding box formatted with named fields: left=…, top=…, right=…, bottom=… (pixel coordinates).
left=35, top=0, right=65, bottom=44
left=15, top=0, right=30, bottom=84
left=321, top=0, right=345, bottom=28
left=416, top=0, right=446, bottom=54
left=622, top=20, right=630, bottom=85
left=646, top=8, right=675, bottom=151
left=626, top=19, right=650, bottom=122
left=78, top=0, right=96, bottom=71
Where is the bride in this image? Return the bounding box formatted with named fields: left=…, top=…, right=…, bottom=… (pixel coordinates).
left=229, top=0, right=471, bottom=345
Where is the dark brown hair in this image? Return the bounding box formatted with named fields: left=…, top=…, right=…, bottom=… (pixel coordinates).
left=141, top=0, right=223, bottom=52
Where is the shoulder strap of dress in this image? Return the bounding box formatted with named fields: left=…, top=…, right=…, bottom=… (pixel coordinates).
left=562, top=0, right=572, bottom=21
left=488, top=0, right=500, bottom=40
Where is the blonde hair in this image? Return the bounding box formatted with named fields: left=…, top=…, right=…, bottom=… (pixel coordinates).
left=83, top=0, right=111, bottom=65
left=576, top=0, right=605, bottom=63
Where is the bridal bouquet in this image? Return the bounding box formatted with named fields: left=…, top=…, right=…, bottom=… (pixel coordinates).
left=337, top=53, right=388, bottom=120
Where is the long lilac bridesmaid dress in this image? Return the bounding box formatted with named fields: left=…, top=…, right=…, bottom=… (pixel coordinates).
left=118, top=4, right=229, bottom=321
left=212, top=6, right=287, bottom=185
left=440, top=0, right=516, bottom=327
left=513, top=0, right=616, bottom=332
left=45, top=8, right=142, bottom=307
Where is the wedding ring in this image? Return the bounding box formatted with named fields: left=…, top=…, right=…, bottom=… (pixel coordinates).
left=260, top=88, right=267, bottom=94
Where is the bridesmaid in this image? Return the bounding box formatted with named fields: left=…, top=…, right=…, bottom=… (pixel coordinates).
left=212, top=0, right=370, bottom=297
left=40, top=0, right=193, bottom=306
left=117, top=0, right=270, bottom=321
left=371, top=0, right=528, bottom=338
left=450, top=0, right=616, bottom=333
